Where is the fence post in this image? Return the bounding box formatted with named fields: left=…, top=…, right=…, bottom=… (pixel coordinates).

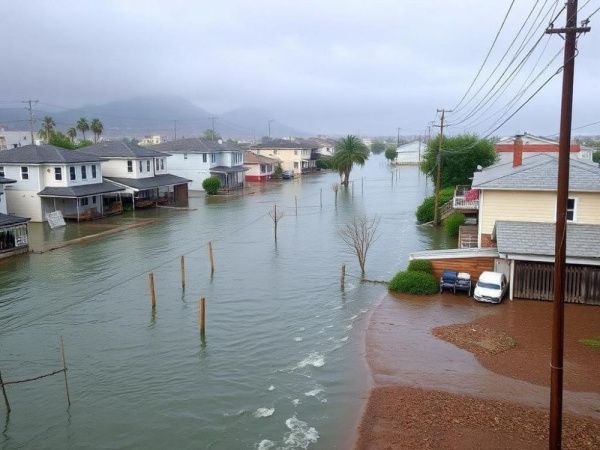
left=340, top=264, right=346, bottom=290
left=148, top=273, right=157, bottom=309
left=199, top=297, right=206, bottom=339
left=180, top=255, right=186, bottom=290
left=208, top=241, right=215, bottom=276
left=60, top=337, right=71, bottom=407
left=320, top=188, right=322, bottom=208
left=295, top=195, right=298, bottom=217
left=0, top=369, right=10, bottom=413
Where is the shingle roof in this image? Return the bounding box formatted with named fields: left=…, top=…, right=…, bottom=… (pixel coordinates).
left=0, top=144, right=101, bottom=164
left=0, top=176, right=16, bottom=184
left=209, top=166, right=247, bottom=174
left=150, top=138, right=242, bottom=154
left=80, top=141, right=168, bottom=158
left=37, top=181, right=125, bottom=198
left=105, top=174, right=190, bottom=190
left=0, top=212, right=30, bottom=228
left=494, top=221, right=600, bottom=260
left=244, top=151, right=278, bottom=165
left=250, top=139, right=313, bottom=149
left=471, top=153, right=600, bottom=192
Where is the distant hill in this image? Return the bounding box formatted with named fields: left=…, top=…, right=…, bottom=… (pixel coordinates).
left=0, top=96, right=309, bottom=139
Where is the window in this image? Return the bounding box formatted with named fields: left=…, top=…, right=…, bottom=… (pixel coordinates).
left=146, top=160, right=150, bottom=171
left=70, top=166, right=76, bottom=180
left=0, top=166, right=4, bottom=177
left=91, top=165, right=97, bottom=178
left=81, top=165, right=87, bottom=180
left=211, top=154, right=216, bottom=163
left=184, top=153, right=188, bottom=160
left=92, top=196, right=96, bottom=204
left=567, top=198, right=577, bottom=222
left=293, top=161, right=299, bottom=169
left=127, top=160, right=133, bottom=173
left=155, top=159, right=160, bottom=171
left=139, top=161, right=143, bottom=172
left=273, top=149, right=278, bottom=155
left=161, top=158, right=164, bottom=170
left=21, top=166, right=28, bottom=180
left=80, top=197, right=89, bottom=206
left=294, top=150, right=298, bottom=155
left=54, top=167, right=62, bottom=181
left=202, top=153, right=207, bottom=163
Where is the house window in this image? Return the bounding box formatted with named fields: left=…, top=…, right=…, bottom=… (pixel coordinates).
left=0, top=167, right=4, bottom=177
left=81, top=165, right=87, bottom=180
left=127, top=160, right=133, bottom=172
left=21, top=166, right=28, bottom=180
left=91, top=165, right=97, bottom=178
left=211, top=154, right=216, bottom=163
left=54, top=167, right=62, bottom=180
left=184, top=153, right=188, bottom=160
left=567, top=198, right=577, bottom=222
left=161, top=158, right=164, bottom=170
left=273, top=149, right=278, bottom=155
left=139, top=161, right=143, bottom=172
left=70, top=166, right=76, bottom=180
left=146, top=160, right=150, bottom=171
left=202, top=153, right=207, bottom=163
left=80, top=197, right=89, bottom=206
left=294, top=161, right=299, bottom=169
left=294, top=150, right=298, bottom=155
left=92, top=196, right=96, bottom=204
left=155, top=159, right=160, bottom=171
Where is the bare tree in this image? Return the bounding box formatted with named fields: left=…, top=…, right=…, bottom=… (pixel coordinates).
left=268, top=204, right=284, bottom=243
left=338, top=215, right=380, bottom=277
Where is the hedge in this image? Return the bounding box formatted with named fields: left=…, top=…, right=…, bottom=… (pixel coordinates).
left=407, top=259, right=433, bottom=273
left=388, top=270, right=439, bottom=295
left=415, top=187, right=455, bottom=223
left=444, top=212, right=466, bottom=237
left=202, top=176, right=221, bottom=195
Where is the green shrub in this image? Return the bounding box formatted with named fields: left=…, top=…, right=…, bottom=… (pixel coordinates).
left=444, top=212, right=466, bottom=237
left=272, top=164, right=283, bottom=178
left=316, top=157, right=333, bottom=170
left=593, top=151, right=600, bottom=164
left=407, top=259, right=433, bottom=273
left=415, top=186, right=456, bottom=223
left=389, top=270, right=439, bottom=295
left=202, top=176, right=221, bottom=195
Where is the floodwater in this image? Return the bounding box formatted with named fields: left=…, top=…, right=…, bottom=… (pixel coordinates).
left=0, top=156, right=453, bottom=449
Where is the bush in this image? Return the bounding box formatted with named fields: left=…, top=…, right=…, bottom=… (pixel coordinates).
left=593, top=150, right=600, bottom=164
left=389, top=271, right=439, bottom=295
left=407, top=259, right=433, bottom=273
left=316, top=157, right=333, bottom=170
left=444, top=212, right=466, bottom=237
left=415, top=187, right=455, bottom=223
left=272, top=164, right=283, bottom=178
left=384, top=147, right=397, bottom=161
left=202, top=176, right=221, bottom=195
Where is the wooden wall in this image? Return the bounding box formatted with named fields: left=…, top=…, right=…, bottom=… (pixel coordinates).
left=428, top=257, right=495, bottom=280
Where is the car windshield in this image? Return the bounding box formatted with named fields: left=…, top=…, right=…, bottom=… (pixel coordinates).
left=477, top=282, right=500, bottom=290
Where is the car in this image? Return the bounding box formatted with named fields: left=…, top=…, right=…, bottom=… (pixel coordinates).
left=282, top=170, right=294, bottom=179
left=473, top=271, right=508, bottom=304
left=439, top=270, right=458, bottom=294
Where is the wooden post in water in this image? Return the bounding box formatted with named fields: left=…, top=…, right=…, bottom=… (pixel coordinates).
left=208, top=241, right=215, bottom=276
left=180, top=255, right=186, bottom=290
left=59, top=336, right=71, bottom=407
left=361, top=177, right=364, bottom=196
left=148, top=272, right=157, bottom=309
left=0, top=369, right=10, bottom=413
left=295, top=195, right=298, bottom=217
left=351, top=181, right=354, bottom=198
left=199, top=297, right=206, bottom=338
left=320, top=188, right=322, bottom=208
left=340, top=264, right=346, bottom=290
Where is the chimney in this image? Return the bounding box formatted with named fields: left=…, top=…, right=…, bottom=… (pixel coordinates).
left=513, top=135, right=523, bottom=167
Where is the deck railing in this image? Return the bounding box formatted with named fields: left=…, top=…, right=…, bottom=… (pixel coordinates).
left=452, top=185, right=479, bottom=210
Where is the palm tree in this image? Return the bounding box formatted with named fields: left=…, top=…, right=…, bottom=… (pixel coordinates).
left=332, top=135, right=369, bottom=186
left=76, top=117, right=90, bottom=141
left=90, top=118, right=104, bottom=143
left=67, top=127, right=77, bottom=144
left=40, top=116, right=56, bottom=143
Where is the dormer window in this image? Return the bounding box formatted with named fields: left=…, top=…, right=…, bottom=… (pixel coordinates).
left=54, top=167, right=62, bottom=181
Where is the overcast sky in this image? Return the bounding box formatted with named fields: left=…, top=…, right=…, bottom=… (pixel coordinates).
left=1, top=0, right=598, bottom=136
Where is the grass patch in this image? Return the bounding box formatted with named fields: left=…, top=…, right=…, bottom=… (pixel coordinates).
left=579, top=337, right=600, bottom=349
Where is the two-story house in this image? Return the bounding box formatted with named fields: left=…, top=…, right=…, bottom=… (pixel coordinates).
left=250, top=139, right=317, bottom=175
left=494, top=133, right=593, bottom=163
left=151, top=138, right=245, bottom=191
left=0, top=176, right=30, bottom=258
left=80, top=141, right=190, bottom=208
left=0, top=144, right=125, bottom=222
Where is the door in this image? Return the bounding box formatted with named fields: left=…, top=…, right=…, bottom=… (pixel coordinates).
left=494, top=258, right=510, bottom=278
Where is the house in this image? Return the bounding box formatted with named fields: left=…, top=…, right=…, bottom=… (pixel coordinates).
left=412, top=136, right=600, bottom=305
left=302, top=137, right=337, bottom=158
left=0, top=128, right=42, bottom=150
left=80, top=141, right=190, bottom=208
left=0, top=144, right=125, bottom=222
left=0, top=176, right=30, bottom=258
left=244, top=151, right=277, bottom=182
left=250, top=139, right=317, bottom=175
left=138, top=135, right=164, bottom=146
left=151, top=138, right=245, bottom=191
left=494, top=133, right=593, bottom=163
left=394, top=140, right=424, bottom=165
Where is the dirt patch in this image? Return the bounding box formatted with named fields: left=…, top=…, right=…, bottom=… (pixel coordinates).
left=433, top=323, right=517, bottom=355
left=356, top=386, right=600, bottom=450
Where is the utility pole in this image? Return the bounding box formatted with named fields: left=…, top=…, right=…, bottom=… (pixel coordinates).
left=432, top=109, right=451, bottom=225
left=397, top=127, right=401, bottom=146
left=545, top=2, right=590, bottom=448
left=22, top=99, right=38, bottom=144
left=174, top=120, right=177, bottom=140
left=209, top=116, right=217, bottom=140
left=268, top=119, right=275, bottom=139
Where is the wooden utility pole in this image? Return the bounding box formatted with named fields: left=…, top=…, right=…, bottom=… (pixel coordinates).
left=545, top=2, right=590, bottom=448
left=433, top=109, right=451, bottom=225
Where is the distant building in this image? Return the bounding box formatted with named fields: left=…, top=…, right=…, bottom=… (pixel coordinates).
left=151, top=138, right=245, bottom=191
left=0, top=176, right=30, bottom=258
left=301, top=137, right=337, bottom=157
left=244, top=151, right=277, bottom=181
left=138, top=135, right=163, bottom=146
left=394, top=140, right=424, bottom=165
left=494, top=133, right=593, bottom=163
left=0, top=128, right=42, bottom=150
left=250, top=139, right=317, bottom=175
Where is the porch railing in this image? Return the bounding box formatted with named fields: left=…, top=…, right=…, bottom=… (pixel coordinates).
left=452, top=185, right=479, bottom=210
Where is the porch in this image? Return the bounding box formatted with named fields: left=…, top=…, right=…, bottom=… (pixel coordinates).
left=0, top=214, right=29, bottom=258
left=440, top=185, right=479, bottom=220
left=210, top=166, right=246, bottom=190
left=104, top=174, right=191, bottom=209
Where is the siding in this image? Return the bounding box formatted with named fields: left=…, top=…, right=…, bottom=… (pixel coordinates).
left=4, top=190, right=42, bottom=221
left=428, top=257, right=495, bottom=280
left=480, top=190, right=600, bottom=235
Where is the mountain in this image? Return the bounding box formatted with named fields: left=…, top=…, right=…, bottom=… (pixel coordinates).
left=0, top=96, right=309, bottom=139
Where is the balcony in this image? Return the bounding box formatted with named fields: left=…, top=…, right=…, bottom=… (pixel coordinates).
left=452, top=185, right=479, bottom=210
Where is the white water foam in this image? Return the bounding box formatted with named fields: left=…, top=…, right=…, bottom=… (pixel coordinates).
left=297, top=352, right=325, bottom=368
left=294, top=337, right=303, bottom=342
left=254, top=407, right=275, bottom=418
left=338, top=336, right=349, bottom=342
left=304, top=387, right=324, bottom=397
left=292, top=398, right=300, bottom=406
left=257, top=439, right=275, bottom=450
left=284, top=416, right=319, bottom=449
left=268, top=385, right=275, bottom=391
left=299, top=327, right=305, bottom=331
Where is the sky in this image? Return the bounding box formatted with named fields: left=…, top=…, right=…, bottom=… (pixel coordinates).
left=1, top=0, right=599, bottom=136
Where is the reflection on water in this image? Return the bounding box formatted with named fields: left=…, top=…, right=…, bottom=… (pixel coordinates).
left=0, top=156, right=452, bottom=449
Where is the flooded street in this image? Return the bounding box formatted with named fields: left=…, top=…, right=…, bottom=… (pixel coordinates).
left=0, top=156, right=452, bottom=449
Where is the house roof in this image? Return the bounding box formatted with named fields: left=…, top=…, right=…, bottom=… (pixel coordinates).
left=396, top=140, right=424, bottom=153
left=494, top=221, right=600, bottom=260
left=150, top=138, right=242, bottom=154
left=0, top=212, right=30, bottom=228
left=0, top=176, right=16, bottom=184
left=105, top=174, right=190, bottom=191
left=471, top=153, right=600, bottom=192
left=80, top=141, right=168, bottom=159
left=0, top=144, right=101, bottom=164
left=244, top=151, right=278, bottom=165
left=209, top=166, right=248, bottom=174
left=494, top=133, right=580, bottom=153
left=37, top=181, right=125, bottom=198
left=250, top=139, right=314, bottom=150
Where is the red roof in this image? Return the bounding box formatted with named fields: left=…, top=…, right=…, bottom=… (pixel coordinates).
left=495, top=143, right=580, bottom=153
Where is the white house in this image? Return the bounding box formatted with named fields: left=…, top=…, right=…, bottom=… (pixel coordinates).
left=394, top=140, right=424, bottom=165
left=0, top=128, right=42, bottom=149
left=80, top=141, right=190, bottom=208
left=0, top=144, right=125, bottom=222
left=151, top=138, right=246, bottom=191
left=0, top=176, right=30, bottom=258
